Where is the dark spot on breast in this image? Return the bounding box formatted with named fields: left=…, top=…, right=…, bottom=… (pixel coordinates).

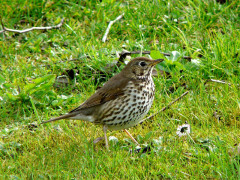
left=124, top=121, right=129, bottom=125
left=115, top=110, right=121, bottom=114
left=129, top=110, right=134, bottom=116
left=122, top=115, right=127, bottom=120
left=123, top=109, right=128, bottom=114
left=120, top=106, right=125, bottom=111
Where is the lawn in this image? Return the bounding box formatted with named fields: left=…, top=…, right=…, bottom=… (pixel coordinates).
left=0, top=0, right=239, bottom=179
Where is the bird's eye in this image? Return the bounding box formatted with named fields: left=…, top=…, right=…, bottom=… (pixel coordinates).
left=139, top=61, right=147, bottom=67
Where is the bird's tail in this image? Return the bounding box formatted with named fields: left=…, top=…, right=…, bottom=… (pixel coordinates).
left=41, top=112, right=78, bottom=124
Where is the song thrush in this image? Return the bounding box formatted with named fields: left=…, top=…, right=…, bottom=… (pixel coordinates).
left=41, top=57, right=164, bottom=149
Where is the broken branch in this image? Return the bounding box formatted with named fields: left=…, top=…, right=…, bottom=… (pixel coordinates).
left=102, top=13, right=124, bottom=42
left=0, top=18, right=64, bottom=34
left=205, top=79, right=232, bottom=86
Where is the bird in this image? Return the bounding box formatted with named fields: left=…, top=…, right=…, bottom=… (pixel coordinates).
left=41, top=57, right=164, bottom=149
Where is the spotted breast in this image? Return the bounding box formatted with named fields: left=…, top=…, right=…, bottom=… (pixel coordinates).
left=96, top=75, right=155, bottom=130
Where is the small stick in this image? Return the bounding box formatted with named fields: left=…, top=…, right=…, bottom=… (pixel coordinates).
left=205, top=79, right=232, bottom=86
left=102, top=13, right=124, bottom=42
left=142, top=91, right=189, bottom=121
left=124, top=129, right=140, bottom=145
left=0, top=18, right=64, bottom=34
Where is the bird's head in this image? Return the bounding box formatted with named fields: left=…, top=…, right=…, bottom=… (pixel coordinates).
left=121, top=57, right=164, bottom=80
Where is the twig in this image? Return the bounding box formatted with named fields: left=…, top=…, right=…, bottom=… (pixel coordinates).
left=0, top=18, right=64, bottom=34
left=102, top=13, right=124, bottom=42
left=205, top=79, right=240, bottom=87
left=205, top=79, right=232, bottom=86
left=141, top=91, right=189, bottom=121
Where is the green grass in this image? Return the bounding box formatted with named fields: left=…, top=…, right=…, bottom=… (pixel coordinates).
left=0, top=0, right=239, bottom=179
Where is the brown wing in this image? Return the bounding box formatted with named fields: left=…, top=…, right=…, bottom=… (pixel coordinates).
left=70, top=73, right=130, bottom=113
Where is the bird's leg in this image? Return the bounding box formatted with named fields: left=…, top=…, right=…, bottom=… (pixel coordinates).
left=103, top=125, right=109, bottom=150
left=124, top=129, right=140, bottom=145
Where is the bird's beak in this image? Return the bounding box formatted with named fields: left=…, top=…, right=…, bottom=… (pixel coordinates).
left=151, top=59, right=164, bottom=65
